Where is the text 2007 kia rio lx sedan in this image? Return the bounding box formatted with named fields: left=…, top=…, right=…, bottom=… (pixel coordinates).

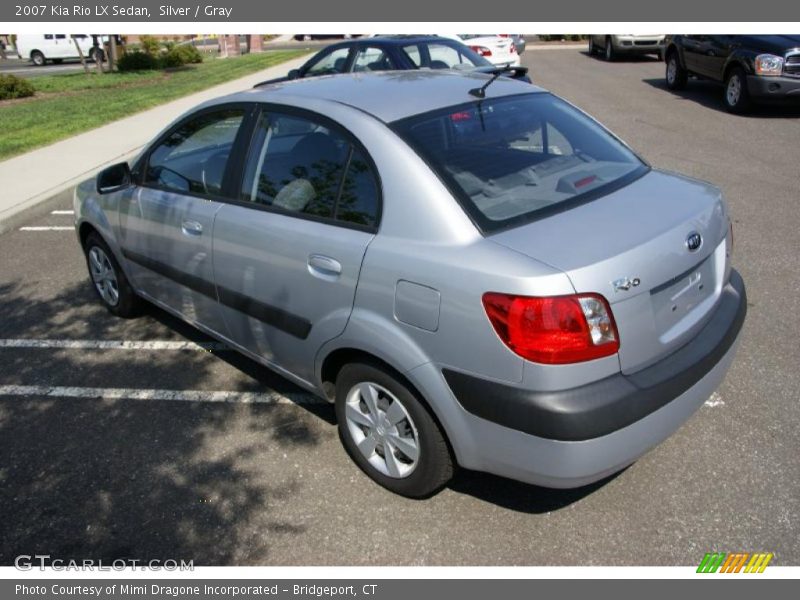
left=75, top=71, right=746, bottom=498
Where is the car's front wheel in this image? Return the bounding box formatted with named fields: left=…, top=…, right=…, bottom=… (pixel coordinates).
left=665, top=51, right=688, bottom=90
left=30, top=51, right=45, bottom=66
left=604, top=37, right=616, bottom=61
left=724, top=66, right=752, bottom=114
left=84, top=232, right=141, bottom=317
left=335, top=362, right=454, bottom=498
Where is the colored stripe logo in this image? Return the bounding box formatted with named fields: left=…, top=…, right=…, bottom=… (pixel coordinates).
left=697, top=552, right=773, bottom=573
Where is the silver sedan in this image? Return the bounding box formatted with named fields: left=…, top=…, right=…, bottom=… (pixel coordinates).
left=75, top=70, right=745, bottom=497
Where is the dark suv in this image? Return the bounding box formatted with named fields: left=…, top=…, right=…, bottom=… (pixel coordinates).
left=664, top=35, right=800, bottom=112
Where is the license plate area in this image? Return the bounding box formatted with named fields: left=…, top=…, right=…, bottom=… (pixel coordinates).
left=650, top=256, right=716, bottom=333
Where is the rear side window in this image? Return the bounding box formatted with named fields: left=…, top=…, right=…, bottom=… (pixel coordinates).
left=393, top=93, right=646, bottom=232
left=144, top=109, right=244, bottom=197
left=336, top=149, right=380, bottom=227
left=241, top=111, right=379, bottom=229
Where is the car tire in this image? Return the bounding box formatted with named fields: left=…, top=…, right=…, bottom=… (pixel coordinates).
left=724, top=66, right=752, bottom=114
left=665, top=51, right=688, bottom=90
left=335, top=362, right=454, bottom=498
left=588, top=38, right=597, bottom=55
left=84, top=232, right=141, bottom=318
left=31, top=51, right=45, bottom=66
left=604, top=37, right=615, bottom=61
left=89, top=47, right=104, bottom=63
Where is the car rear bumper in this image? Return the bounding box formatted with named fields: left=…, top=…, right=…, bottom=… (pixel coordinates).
left=747, top=75, right=800, bottom=100
left=430, top=269, right=745, bottom=488
left=491, top=57, right=521, bottom=68
left=613, top=37, right=665, bottom=53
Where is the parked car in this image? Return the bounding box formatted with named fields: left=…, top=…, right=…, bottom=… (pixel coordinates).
left=437, top=34, right=521, bottom=67
left=500, top=34, right=526, bottom=55
left=588, top=34, right=666, bottom=61
left=15, top=34, right=105, bottom=65
left=75, top=71, right=746, bottom=498
left=665, top=35, right=800, bottom=113
left=259, top=36, right=530, bottom=84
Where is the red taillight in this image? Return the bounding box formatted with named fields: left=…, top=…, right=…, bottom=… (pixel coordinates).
left=470, top=45, right=493, bottom=57
left=482, top=292, right=620, bottom=364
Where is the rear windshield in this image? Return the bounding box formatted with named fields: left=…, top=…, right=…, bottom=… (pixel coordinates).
left=393, top=93, right=648, bottom=232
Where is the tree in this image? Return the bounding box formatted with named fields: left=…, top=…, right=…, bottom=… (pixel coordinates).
left=71, top=35, right=90, bottom=75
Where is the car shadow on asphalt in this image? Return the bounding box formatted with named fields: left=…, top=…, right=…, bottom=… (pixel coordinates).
left=582, top=50, right=662, bottom=63
left=144, top=304, right=336, bottom=426
left=447, top=467, right=626, bottom=513
left=642, top=77, right=800, bottom=117
left=0, top=278, right=330, bottom=565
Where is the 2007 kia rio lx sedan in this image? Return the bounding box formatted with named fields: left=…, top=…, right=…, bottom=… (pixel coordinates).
left=75, top=70, right=746, bottom=498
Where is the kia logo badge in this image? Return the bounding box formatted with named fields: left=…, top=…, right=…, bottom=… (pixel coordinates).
left=686, top=232, right=702, bottom=252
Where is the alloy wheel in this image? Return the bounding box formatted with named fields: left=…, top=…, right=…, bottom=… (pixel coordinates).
left=727, top=74, right=742, bottom=106
left=667, top=58, right=677, bottom=84
left=88, top=246, right=120, bottom=306
left=344, top=381, right=420, bottom=478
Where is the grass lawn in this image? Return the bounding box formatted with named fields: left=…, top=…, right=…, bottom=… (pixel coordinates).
left=0, top=50, right=305, bottom=161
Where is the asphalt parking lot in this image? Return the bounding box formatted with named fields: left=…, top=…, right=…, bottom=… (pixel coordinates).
left=0, top=46, right=798, bottom=566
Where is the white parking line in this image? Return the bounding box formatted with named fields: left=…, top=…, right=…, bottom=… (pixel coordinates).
left=0, top=339, right=229, bottom=351
left=51, top=210, right=75, bottom=215
left=19, top=226, right=73, bottom=231
left=704, top=392, right=725, bottom=407
left=0, top=385, right=322, bottom=405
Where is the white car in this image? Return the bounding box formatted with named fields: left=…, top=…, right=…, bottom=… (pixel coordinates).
left=14, top=34, right=106, bottom=66
left=437, top=34, right=521, bottom=67
left=588, top=35, right=666, bottom=61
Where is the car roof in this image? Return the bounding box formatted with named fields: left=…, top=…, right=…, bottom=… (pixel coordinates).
left=325, top=35, right=473, bottom=48
left=219, top=70, right=546, bottom=123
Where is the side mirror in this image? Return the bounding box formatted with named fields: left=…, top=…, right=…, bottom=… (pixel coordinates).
left=97, top=162, right=131, bottom=194
left=288, top=68, right=301, bottom=80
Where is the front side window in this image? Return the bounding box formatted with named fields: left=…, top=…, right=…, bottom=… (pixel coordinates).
left=305, top=47, right=351, bottom=77
left=144, top=109, right=244, bottom=196
left=394, top=93, right=647, bottom=232
left=241, top=111, right=379, bottom=228
left=352, top=46, right=394, bottom=72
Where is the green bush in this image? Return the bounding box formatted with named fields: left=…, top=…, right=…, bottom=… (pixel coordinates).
left=161, top=44, right=203, bottom=68
left=117, top=50, right=160, bottom=72
left=139, top=35, right=162, bottom=57
left=0, top=74, right=35, bottom=100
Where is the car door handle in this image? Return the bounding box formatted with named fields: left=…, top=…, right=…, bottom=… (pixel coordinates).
left=181, top=220, right=203, bottom=236
left=307, top=254, right=342, bottom=279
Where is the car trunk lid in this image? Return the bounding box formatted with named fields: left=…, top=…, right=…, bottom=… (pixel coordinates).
left=490, top=169, right=731, bottom=373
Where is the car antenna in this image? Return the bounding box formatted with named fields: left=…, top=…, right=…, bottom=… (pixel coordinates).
left=468, top=66, right=528, bottom=98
